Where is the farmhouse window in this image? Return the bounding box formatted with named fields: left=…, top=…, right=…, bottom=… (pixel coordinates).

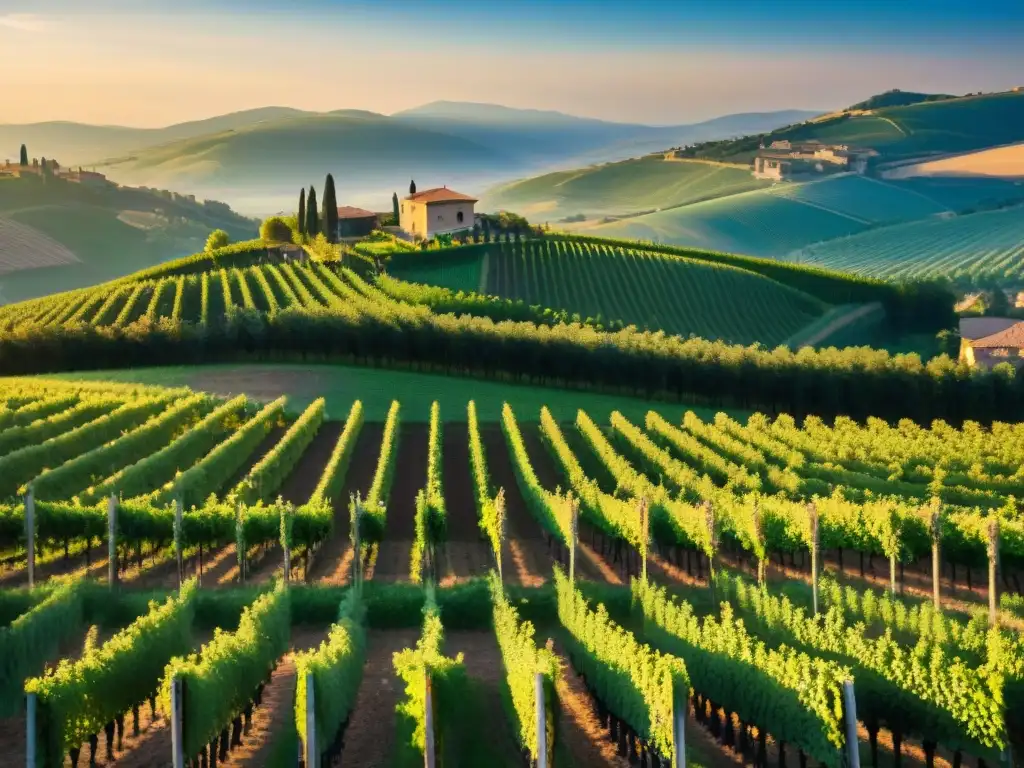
left=457, top=211, right=464, bottom=223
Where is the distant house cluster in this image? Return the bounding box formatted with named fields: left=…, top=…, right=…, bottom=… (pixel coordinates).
left=0, top=158, right=111, bottom=187
left=752, top=140, right=878, bottom=181
left=959, top=318, right=1024, bottom=369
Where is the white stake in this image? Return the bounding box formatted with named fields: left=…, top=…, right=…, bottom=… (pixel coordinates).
left=843, top=680, right=860, bottom=768
left=170, top=676, right=184, bottom=768
left=673, top=695, right=687, bottom=768
left=535, top=672, right=547, bottom=768
left=424, top=670, right=436, bottom=768
left=304, top=671, right=316, bottom=768
left=26, top=692, right=37, bottom=768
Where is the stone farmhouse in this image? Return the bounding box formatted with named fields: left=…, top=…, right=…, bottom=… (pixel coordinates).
left=959, top=317, right=1024, bottom=369
left=399, top=187, right=476, bottom=240
left=753, top=140, right=878, bottom=181
left=0, top=159, right=111, bottom=187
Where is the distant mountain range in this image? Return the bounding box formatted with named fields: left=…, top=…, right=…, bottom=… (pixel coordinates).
left=0, top=102, right=822, bottom=214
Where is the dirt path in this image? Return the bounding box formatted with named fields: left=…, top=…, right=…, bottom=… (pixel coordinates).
left=278, top=421, right=344, bottom=505
left=519, top=426, right=620, bottom=584
left=548, top=640, right=630, bottom=768
left=482, top=425, right=554, bottom=587
left=439, top=423, right=494, bottom=583
left=0, top=544, right=109, bottom=587
left=793, top=302, right=883, bottom=349
left=372, top=424, right=428, bottom=582
left=336, top=628, right=420, bottom=768
left=444, top=630, right=522, bottom=766
left=219, top=628, right=324, bottom=767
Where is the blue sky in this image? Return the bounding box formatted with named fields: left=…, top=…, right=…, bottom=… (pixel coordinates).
left=1, top=0, right=1021, bottom=126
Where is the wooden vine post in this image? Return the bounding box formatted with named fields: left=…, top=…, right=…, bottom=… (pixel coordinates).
left=495, top=488, right=507, bottom=582
left=842, top=681, right=861, bottom=768
left=303, top=671, right=316, bottom=768
left=174, top=497, right=184, bottom=588
left=535, top=672, right=548, bottom=768
left=987, top=518, right=1000, bottom=628
left=423, top=669, right=436, bottom=768
left=24, top=487, right=35, bottom=589
left=639, top=496, right=650, bottom=585
left=808, top=502, right=820, bottom=616
left=568, top=495, right=579, bottom=586
left=26, top=690, right=38, bottom=768
left=929, top=498, right=942, bottom=611
left=107, top=494, right=118, bottom=588
left=170, top=675, right=185, bottom=768
left=673, top=693, right=687, bottom=768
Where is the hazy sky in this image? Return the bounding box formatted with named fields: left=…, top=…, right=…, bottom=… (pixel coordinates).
left=2, top=0, right=1023, bottom=126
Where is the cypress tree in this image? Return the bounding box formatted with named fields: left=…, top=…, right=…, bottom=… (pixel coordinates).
left=409, top=179, right=416, bottom=195
left=392, top=192, right=400, bottom=224
left=19, top=144, right=27, bottom=166
left=306, top=186, right=319, bottom=237
left=298, top=188, right=306, bottom=237
left=322, top=174, right=338, bottom=243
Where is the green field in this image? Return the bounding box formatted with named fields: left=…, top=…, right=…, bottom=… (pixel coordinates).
left=479, top=155, right=768, bottom=220
left=390, top=239, right=827, bottom=345
left=575, top=186, right=868, bottom=257
left=40, top=362, right=729, bottom=423
left=787, top=204, right=1024, bottom=283
left=767, top=175, right=950, bottom=223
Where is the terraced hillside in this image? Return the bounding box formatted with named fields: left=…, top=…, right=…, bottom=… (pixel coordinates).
left=388, top=238, right=827, bottom=345
left=480, top=155, right=768, bottom=220
left=787, top=204, right=1024, bottom=283
left=0, top=376, right=1021, bottom=768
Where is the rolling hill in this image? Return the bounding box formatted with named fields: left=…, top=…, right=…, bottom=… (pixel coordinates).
left=386, top=238, right=827, bottom=346
left=679, top=90, right=1024, bottom=165
left=0, top=175, right=256, bottom=304
left=479, top=155, right=770, bottom=221
left=4, top=102, right=821, bottom=215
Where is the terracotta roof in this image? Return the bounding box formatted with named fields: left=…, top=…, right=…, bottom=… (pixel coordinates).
left=959, top=317, right=1019, bottom=341
left=405, top=187, right=477, bottom=204
left=970, top=321, right=1024, bottom=349
left=336, top=206, right=378, bottom=219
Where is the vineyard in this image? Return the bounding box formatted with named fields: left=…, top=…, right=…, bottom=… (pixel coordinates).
left=1, top=376, right=1022, bottom=767
left=786, top=205, right=1024, bottom=284
left=388, top=239, right=827, bottom=345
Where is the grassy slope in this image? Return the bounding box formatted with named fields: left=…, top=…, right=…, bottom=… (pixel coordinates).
left=0, top=177, right=256, bottom=304
left=38, top=363, right=742, bottom=423
left=479, top=156, right=769, bottom=220
left=574, top=185, right=867, bottom=257
left=389, top=240, right=827, bottom=346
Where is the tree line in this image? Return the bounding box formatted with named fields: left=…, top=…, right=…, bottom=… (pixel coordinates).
left=1, top=300, right=1020, bottom=425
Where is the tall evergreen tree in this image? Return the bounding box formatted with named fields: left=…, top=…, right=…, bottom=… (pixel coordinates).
left=298, top=188, right=306, bottom=237
left=306, top=186, right=319, bottom=237
left=409, top=179, right=416, bottom=195
left=19, top=145, right=27, bottom=166
left=322, top=173, right=339, bottom=243
left=392, top=192, right=400, bottom=224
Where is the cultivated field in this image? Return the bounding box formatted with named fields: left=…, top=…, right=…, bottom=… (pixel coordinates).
left=0, top=217, right=79, bottom=276
left=0, top=376, right=1022, bottom=767
left=882, top=142, right=1024, bottom=180
left=389, top=239, right=827, bottom=345
left=787, top=204, right=1024, bottom=283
